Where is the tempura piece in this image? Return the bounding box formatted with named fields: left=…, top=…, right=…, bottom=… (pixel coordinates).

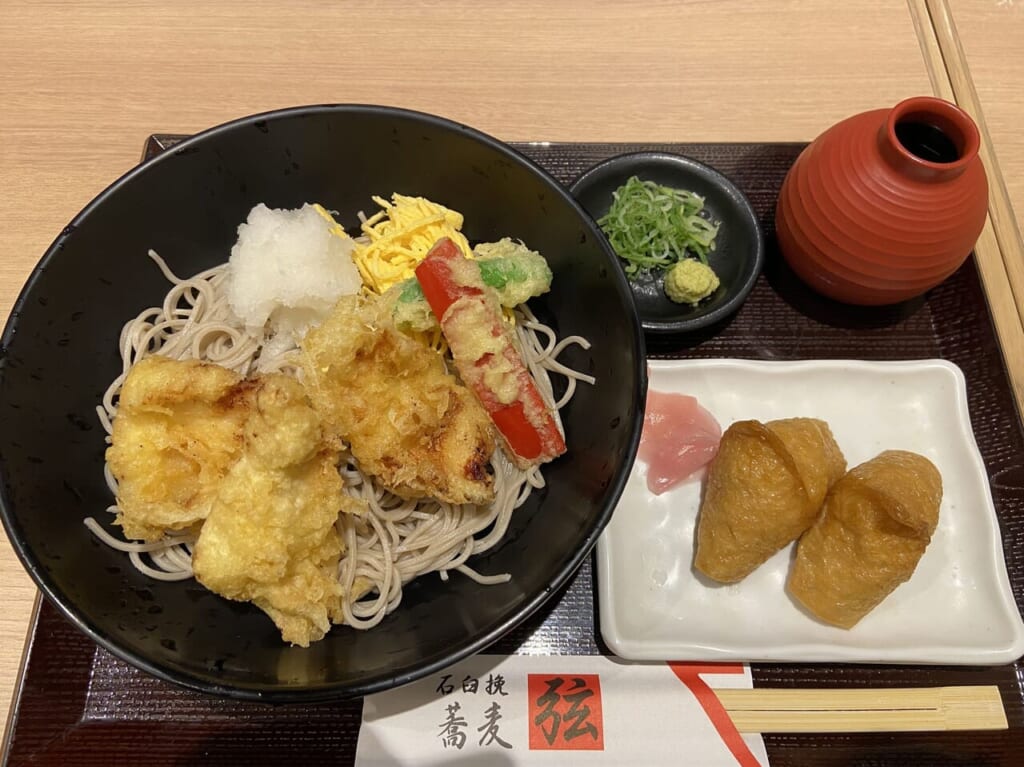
left=107, top=356, right=255, bottom=541
left=694, top=418, right=846, bottom=583
left=788, top=450, right=942, bottom=629
left=300, top=293, right=497, bottom=505
left=190, top=373, right=360, bottom=647
left=414, top=237, right=565, bottom=468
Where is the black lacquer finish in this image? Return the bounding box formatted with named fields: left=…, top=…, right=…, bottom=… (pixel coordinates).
left=570, top=151, right=764, bottom=335
left=2, top=136, right=1023, bottom=767
left=0, top=108, right=646, bottom=705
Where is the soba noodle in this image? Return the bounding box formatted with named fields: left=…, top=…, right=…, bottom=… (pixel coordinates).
left=86, top=249, right=595, bottom=631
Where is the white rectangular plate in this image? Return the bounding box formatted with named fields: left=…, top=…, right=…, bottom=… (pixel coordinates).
left=597, top=359, right=1024, bottom=664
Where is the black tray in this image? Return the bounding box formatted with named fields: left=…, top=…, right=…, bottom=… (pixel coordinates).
left=3, top=138, right=1023, bottom=766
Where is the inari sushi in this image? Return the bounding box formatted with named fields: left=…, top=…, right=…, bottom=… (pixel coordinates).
left=788, top=450, right=942, bottom=629
left=694, top=418, right=846, bottom=583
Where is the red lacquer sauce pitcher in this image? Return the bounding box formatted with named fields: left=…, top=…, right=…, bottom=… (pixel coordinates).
left=776, top=96, right=988, bottom=306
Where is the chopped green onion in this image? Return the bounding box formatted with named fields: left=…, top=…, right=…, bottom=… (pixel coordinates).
left=596, top=176, right=720, bottom=276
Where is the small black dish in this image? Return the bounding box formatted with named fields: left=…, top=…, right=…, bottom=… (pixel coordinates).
left=570, top=151, right=764, bottom=335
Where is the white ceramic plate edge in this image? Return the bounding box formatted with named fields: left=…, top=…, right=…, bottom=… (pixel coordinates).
left=596, top=358, right=1024, bottom=665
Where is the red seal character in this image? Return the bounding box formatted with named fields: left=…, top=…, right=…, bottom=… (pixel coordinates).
left=527, top=674, right=604, bottom=750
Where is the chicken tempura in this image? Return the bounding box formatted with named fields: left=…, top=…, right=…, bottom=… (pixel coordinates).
left=301, top=294, right=497, bottom=506
left=110, top=356, right=366, bottom=646
left=107, top=356, right=257, bottom=541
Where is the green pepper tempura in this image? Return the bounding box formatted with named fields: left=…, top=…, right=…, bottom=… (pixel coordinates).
left=597, top=176, right=720, bottom=277
left=387, top=238, right=552, bottom=332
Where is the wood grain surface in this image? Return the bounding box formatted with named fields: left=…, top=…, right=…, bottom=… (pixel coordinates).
left=950, top=0, right=1024, bottom=250
left=906, top=0, right=1024, bottom=419
left=1, top=0, right=1020, bottom=755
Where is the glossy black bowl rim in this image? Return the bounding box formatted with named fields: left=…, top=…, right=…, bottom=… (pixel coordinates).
left=0, top=103, right=647, bottom=703
left=569, top=150, right=765, bottom=334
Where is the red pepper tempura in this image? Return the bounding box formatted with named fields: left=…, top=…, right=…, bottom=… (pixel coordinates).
left=415, top=237, right=567, bottom=467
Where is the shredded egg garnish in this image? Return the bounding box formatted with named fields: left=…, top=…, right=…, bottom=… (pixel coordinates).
left=312, top=204, right=349, bottom=239
left=352, top=194, right=472, bottom=294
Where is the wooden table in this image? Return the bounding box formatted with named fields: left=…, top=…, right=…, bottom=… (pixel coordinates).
left=952, top=0, right=1024, bottom=244
left=0, top=0, right=1020, bottom=753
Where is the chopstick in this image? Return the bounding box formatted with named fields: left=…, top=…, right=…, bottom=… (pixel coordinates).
left=716, top=685, right=1007, bottom=733
left=909, top=0, right=1024, bottom=420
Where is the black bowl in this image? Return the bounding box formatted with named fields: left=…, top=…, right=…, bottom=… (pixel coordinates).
left=0, top=105, right=646, bottom=702
left=570, top=151, right=764, bottom=335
